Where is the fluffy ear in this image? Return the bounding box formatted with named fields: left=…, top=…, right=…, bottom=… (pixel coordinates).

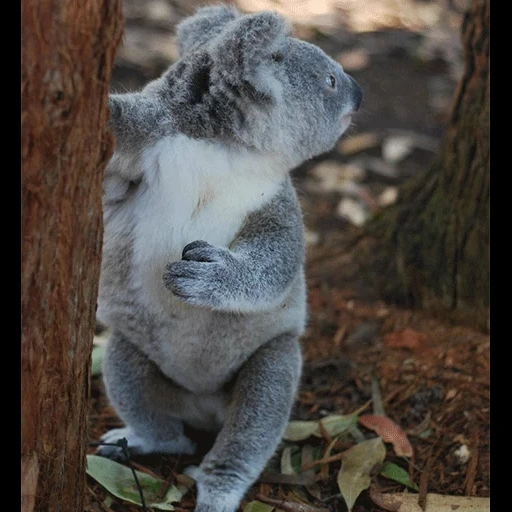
left=209, top=11, right=289, bottom=101
left=176, top=5, right=240, bottom=56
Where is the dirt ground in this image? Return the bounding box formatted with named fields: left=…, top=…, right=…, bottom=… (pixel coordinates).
left=87, top=1, right=489, bottom=510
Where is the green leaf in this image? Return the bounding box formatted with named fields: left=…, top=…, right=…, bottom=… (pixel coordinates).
left=86, top=455, right=188, bottom=510
left=418, top=428, right=432, bottom=439
left=284, top=413, right=359, bottom=442
left=242, top=501, right=275, bottom=512
left=380, top=462, right=419, bottom=491
left=91, top=345, right=106, bottom=376
left=337, top=437, right=386, bottom=512
left=281, top=445, right=297, bottom=475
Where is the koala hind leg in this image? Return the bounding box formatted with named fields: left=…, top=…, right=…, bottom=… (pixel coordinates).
left=97, top=331, right=198, bottom=460
left=192, top=332, right=302, bottom=512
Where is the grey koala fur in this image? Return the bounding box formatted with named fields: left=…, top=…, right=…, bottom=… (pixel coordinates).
left=97, top=4, right=363, bottom=511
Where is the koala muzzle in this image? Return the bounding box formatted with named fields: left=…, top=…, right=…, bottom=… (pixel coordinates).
left=348, top=76, right=363, bottom=112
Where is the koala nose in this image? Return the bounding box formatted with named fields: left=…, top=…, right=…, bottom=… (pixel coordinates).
left=348, top=75, right=363, bottom=112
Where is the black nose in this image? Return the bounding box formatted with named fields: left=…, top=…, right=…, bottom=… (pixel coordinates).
left=348, top=76, right=363, bottom=112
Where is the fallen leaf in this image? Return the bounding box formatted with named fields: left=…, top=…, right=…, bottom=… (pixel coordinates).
left=378, top=187, right=398, bottom=207
left=284, top=413, right=359, bottom=441
left=353, top=156, right=399, bottom=178
left=384, top=329, right=427, bottom=351
left=369, top=486, right=402, bottom=511
left=337, top=437, right=386, bottom=512
left=371, top=492, right=490, bottom=511
left=281, top=445, right=296, bottom=475
left=337, top=132, right=380, bottom=155
left=406, top=412, right=431, bottom=437
left=380, top=462, right=418, bottom=490
left=255, top=494, right=329, bottom=512
left=382, top=135, right=414, bottom=164
left=259, top=472, right=316, bottom=486
left=91, top=345, right=105, bottom=376
left=243, top=501, right=275, bottom=512
left=308, top=161, right=366, bottom=193
left=336, top=197, right=369, bottom=226
left=358, top=415, right=414, bottom=457
left=86, top=455, right=187, bottom=510
left=301, top=444, right=322, bottom=500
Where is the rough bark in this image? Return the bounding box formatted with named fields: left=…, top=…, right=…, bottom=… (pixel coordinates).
left=360, top=0, right=489, bottom=332
left=21, top=1, right=123, bottom=511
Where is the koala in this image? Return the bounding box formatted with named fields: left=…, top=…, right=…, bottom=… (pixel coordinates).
left=96, top=5, right=362, bottom=512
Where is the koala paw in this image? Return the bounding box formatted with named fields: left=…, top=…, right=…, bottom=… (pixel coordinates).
left=96, top=427, right=196, bottom=460
left=95, top=427, right=139, bottom=461
left=163, top=240, right=237, bottom=308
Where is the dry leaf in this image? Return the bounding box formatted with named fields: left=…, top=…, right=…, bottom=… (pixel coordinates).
left=281, top=446, right=296, bottom=475
left=336, top=197, right=369, bottom=226
left=384, top=329, right=427, bottom=350
left=369, top=486, right=402, bottom=511
left=259, top=472, right=316, bottom=486
left=378, top=187, right=398, bottom=207
left=382, top=135, right=414, bottom=164
left=337, top=132, right=380, bottom=155
left=354, top=156, right=399, bottom=178
left=372, top=492, right=490, bottom=511
left=308, top=161, right=365, bottom=193
left=301, top=445, right=322, bottom=501
left=358, top=415, right=413, bottom=458
left=284, top=413, right=358, bottom=442
left=337, top=437, right=386, bottom=512
left=255, top=494, right=329, bottom=512
left=243, top=501, right=275, bottom=512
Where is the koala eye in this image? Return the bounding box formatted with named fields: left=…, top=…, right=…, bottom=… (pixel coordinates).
left=271, top=52, right=283, bottom=62
left=326, top=74, right=336, bottom=88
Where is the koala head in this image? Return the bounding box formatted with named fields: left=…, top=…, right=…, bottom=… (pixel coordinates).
left=153, top=5, right=363, bottom=168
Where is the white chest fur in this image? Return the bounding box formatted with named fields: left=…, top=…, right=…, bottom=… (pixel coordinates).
left=129, top=134, right=286, bottom=306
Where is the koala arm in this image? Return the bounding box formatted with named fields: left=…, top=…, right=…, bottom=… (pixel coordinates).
left=104, top=93, right=173, bottom=202
left=164, top=180, right=305, bottom=313
left=108, top=93, right=171, bottom=155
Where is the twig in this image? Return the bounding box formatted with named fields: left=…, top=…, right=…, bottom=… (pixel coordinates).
left=464, top=428, right=479, bottom=495
left=371, top=377, right=385, bottom=416
left=255, top=493, right=329, bottom=512
left=259, top=471, right=317, bottom=486
left=300, top=450, right=347, bottom=472
left=88, top=438, right=147, bottom=512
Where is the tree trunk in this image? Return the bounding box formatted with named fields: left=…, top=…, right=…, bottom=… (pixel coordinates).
left=21, top=1, right=123, bottom=511
left=360, top=0, right=489, bottom=332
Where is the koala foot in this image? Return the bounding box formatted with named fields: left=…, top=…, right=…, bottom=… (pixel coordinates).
left=96, top=426, right=197, bottom=460
left=186, top=464, right=250, bottom=512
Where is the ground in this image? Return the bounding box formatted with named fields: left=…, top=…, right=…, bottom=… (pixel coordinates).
left=86, top=1, right=489, bottom=510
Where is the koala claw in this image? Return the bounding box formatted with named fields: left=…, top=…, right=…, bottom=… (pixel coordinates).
left=163, top=241, right=237, bottom=307
left=181, top=240, right=231, bottom=264
left=182, top=240, right=212, bottom=259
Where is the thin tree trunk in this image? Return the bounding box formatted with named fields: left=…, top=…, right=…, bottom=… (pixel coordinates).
left=358, top=0, right=489, bottom=331
left=21, top=1, right=123, bottom=511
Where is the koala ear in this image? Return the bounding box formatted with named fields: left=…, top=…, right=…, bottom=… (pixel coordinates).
left=210, top=12, right=289, bottom=101
left=176, top=5, right=240, bottom=56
